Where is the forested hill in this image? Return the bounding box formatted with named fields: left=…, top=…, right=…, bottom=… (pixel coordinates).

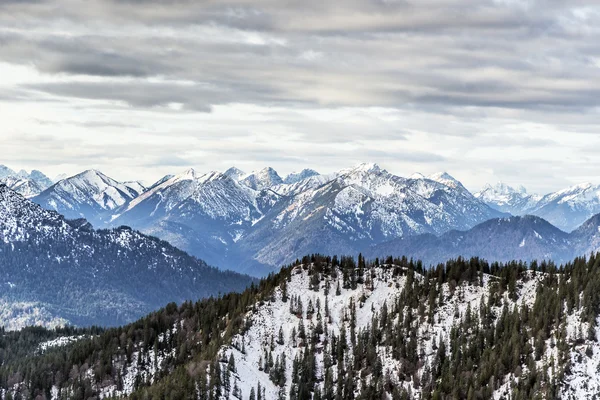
left=0, top=184, right=253, bottom=328
left=3, top=254, right=600, bottom=399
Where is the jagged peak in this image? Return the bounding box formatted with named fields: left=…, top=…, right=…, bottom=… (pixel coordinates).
left=224, top=167, right=246, bottom=180
left=283, top=168, right=320, bottom=184
left=409, top=172, right=425, bottom=179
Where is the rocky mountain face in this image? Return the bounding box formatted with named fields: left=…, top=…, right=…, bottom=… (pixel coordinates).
left=33, top=169, right=145, bottom=226
left=107, top=163, right=504, bottom=275
left=0, top=185, right=253, bottom=328
left=477, top=181, right=600, bottom=232
left=3, top=255, right=600, bottom=399
left=0, top=164, right=54, bottom=198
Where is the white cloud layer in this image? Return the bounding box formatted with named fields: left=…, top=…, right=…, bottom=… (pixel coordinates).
left=1, top=0, right=600, bottom=192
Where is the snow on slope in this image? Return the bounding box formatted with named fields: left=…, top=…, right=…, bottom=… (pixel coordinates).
left=33, top=170, right=144, bottom=225
left=218, top=265, right=558, bottom=399
left=240, top=167, right=284, bottom=191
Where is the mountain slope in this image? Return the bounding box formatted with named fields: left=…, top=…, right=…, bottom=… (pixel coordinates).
left=0, top=184, right=253, bottom=328
left=113, top=169, right=274, bottom=274
left=239, top=167, right=283, bottom=190
left=110, top=163, right=505, bottom=275
left=367, top=215, right=574, bottom=265
left=33, top=170, right=144, bottom=226
left=3, top=255, right=600, bottom=399
left=526, top=182, right=600, bottom=232
left=238, top=164, right=506, bottom=270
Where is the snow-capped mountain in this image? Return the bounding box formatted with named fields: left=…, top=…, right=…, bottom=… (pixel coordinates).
left=109, top=163, right=506, bottom=275
left=113, top=168, right=274, bottom=273
left=477, top=181, right=600, bottom=232
left=239, top=167, right=284, bottom=191
left=224, top=166, right=246, bottom=181
left=0, top=165, right=54, bottom=197
left=0, top=176, right=44, bottom=198
left=283, top=168, right=320, bottom=184
left=33, top=169, right=145, bottom=226
left=237, top=163, right=506, bottom=271
left=0, top=184, right=252, bottom=328
left=526, top=182, right=600, bottom=232
left=475, top=182, right=541, bottom=215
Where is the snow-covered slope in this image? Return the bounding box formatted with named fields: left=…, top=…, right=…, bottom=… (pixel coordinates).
left=239, top=164, right=505, bottom=270
left=217, top=262, right=600, bottom=399
left=0, top=165, right=53, bottom=198
left=283, top=169, right=320, bottom=184
left=475, top=182, right=541, bottom=215
left=239, top=167, right=284, bottom=191
left=33, top=170, right=144, bottom=226
left=0, top=184, right=253, bottom=328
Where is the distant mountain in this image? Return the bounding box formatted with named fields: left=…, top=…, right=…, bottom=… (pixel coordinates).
left=0, top=165, right=54, bottom=198
left=367, top=215, right=576, bottom=265
left=224, top=166, right=246, bottom=181
left=111, top=163, right=504, bottom=275
left=33, top=170, right=144, bottom=226
left=477, top=181, right=600, bottom=232
left=239, top=167, right=283, bottom=190
left=367, top=211, right=600, bottom=266
left=474, top=182, right=540, bottom=214
left=237, top=163, right=506, bottom=270
left=0, top=184, right=252, bottom=328
left=283, top=168, right=320, bottom=184
left=112, top=168, right=274, bottom=275
left=526, top=182, right=600, bottom=232
left=0, top=176, right=44, bottom=198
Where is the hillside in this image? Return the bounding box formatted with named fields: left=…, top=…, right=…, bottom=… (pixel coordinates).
left=367, top=215, right=577, bottom=266
left=0, top=184, right=253, bottom=328
left=3, top=255, right=600, bottom=399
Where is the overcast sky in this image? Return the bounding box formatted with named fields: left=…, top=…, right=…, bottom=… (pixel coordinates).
left=1, top=0, right=600, bottom=193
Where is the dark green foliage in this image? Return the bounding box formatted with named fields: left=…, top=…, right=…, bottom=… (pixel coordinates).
left=3, top=253, right=600, bottom=399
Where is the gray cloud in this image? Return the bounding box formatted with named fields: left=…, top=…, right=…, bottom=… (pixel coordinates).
left=1, top=0, right=600, bottom=192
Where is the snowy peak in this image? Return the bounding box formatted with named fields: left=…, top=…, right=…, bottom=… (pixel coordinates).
left=0, top=165, right=16, bottom=179
left=475, top=182, right=530, bottom=204
left=224, top=167, right=246, bottom=181
left=283, top=169, right=319, bottom=184
left=0, top=176, right=43, bottom=198
left=33, top=169, right=143, bottom=226
left=0, top=165, right=53, bottom=197
left=240, top=167, right=283, bottom=191
left=342, top=162, right=384, bottom=176
left=427, top=171, right=463, bottom=189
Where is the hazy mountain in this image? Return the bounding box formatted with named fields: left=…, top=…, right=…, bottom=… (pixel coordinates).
left=367, top=215, right=575, bottom=265
left=0, top=165, right=54, bottom=198
left=239, top=167, right=284, bottom=190
left=0, top=184, right=253, bottom=328
left=283, top=168, right=320, bottom=184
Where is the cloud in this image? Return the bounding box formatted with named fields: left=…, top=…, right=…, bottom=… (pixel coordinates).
left=1, top=0, right=600, bottom=192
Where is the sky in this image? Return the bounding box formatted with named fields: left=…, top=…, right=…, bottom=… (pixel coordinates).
left=1, top=0, right=600, bottom=193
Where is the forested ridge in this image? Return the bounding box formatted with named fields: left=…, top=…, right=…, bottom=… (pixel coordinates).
left=3, top=254, right=600, bottom=399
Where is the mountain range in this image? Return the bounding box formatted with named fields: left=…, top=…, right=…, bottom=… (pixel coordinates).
left=0, top=184, right=252, bottom=329
left=2, top=162, right=600, bottom=275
